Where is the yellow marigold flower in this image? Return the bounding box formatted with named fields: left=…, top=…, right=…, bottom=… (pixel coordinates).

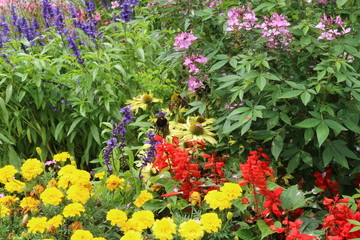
left=67, top=185, right=90, bottom=204
left=48, top=215, right=63, bottom=228
left=189, top=191, right=201, bottom=206
left=126, top=93, right=162, bottom=114
left=27, top=216, right=48, bottom=234
left=200, top=213, right=222, bottom=233
left=106, top=209, right=128, bottom=227
left=5, top=179, right=25, bottom=193
left=0, top=165, right=18, bottom=184
left=128, top=210, right=155, bottom=232
left=63, top=203, right=85, bottom=217
left=0, top=204, right=10, bottom=218
left=71, top=169, right=91, bottom=186
left=134, top=190, right=153, bottom=208
left=94, top=238, right=107, bottom=240
left=204, top=190, right=232, bottom=210
left=106, top=175, right=124, bottom=191
left=120, top=230, right=143, bottom=240
left=179, top=220, right=204, bottom=240
left=58, top=165, right=77, bottom=189
left=40, top=187, right=64, bottom=206
left=21, top=158, right=44, bottom=181
left=20, top=196, right=40, bottom=213
left=94, top=171, right=105, bottom=180
left=220, top=183, right=242, bottom=200
left=70, top=229, right=94, bottom=240
left=0, top=195, right=19, bottom=206
left=152, top=217, right=177, bottom=240
left=53, top=152, right=71, bottom=162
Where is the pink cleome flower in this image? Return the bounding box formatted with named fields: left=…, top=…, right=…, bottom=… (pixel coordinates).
left=316, top=14, right=351, bottom=41
left=174, top=32, right=197, bottom=50
left=226, top=6, right=258, bottom=31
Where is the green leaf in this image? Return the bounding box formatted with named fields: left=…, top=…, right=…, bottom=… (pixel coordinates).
left=301, top=151, right=313, bottom=167
left=331, top=146, right=349, bottom=168
left=5, top=84, right=13, bottom=103
left=343, top=119, right=360, bottom=134
left=280, top=113, right=291, bottom=125
left=324, top=119, right=347, bottom=132
left=304, top=128, right=314, bottom=145
left=271, top=135, right=283, bottom=160
left=209, top=60, right=228, bottom=72
left=288, top=153, right=301, bottom=174
left=300, top=91, right=311, bottom=106
left=350, top=226, right=360, bottom=233
left=279, top=90, right=303, bottom=99
left=54, top=121, right=65, bottom=142
left=90, top=124, right=101, bottom=145
left=256, top=76, right=267, bottom=91
left=316, top=122, right=329, bottom=147
left=281, top=185, right=307, bottom=211
left=336, top=0, right=347, bottom=7
left=296, top=118, right=321, bottom=128
left=241, top=120, right=252, bottom=136
left=67, top=118, right=82, bottom=136
left=257, top=219, right=275, bottom=239
left=299, top=217, right=320, bottom=234
left=323, top=145, right=333, bottom=167
left=347, top=219, right=360, bottom=225
left=0, top=132, right=14, bottom=145
left=142, top=199, right=167, bottom=211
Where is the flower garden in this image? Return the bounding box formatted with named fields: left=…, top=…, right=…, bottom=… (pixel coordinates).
left=0, top=0, right=360, bottom=239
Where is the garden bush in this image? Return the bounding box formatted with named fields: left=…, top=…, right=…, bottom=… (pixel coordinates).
left=1, top=0, right=360, bottom=239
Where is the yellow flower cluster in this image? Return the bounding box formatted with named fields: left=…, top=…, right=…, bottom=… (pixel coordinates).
left=53, top=152, right=71, bottom=162
left=27, top=216, right=48, bottom=233
left=133, top=190, right=153, bottom=208
left=106, top=174, right=125, bottom=191
left=204, top=183, right=243, bottom=210
left=106, top=209, right=128, bottom=227
left=0, top=165, right=18, bottom=184
left=200, top=213, right=222, bottom=233
left=5, top=179, right=25, bottom=193
left=179, top=219, right=204, bottom=240
left=120, top=230, right=143, bottom=240
left=123, top=210, right=155, bottom=232
left=63, top=203, right=85, bottom=217
left=21, top=158, right=44, bottom=181
left=0, top=205, right=10, bottom=218
left=20, top=196, right=40, bottom=213
left=152, top=217, right=177, bottom=240
left=40, top=187, right=64, bottom=206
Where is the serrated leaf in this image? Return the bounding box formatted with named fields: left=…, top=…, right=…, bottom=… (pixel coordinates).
left=296, top=118, right=321, bottom=128
left=316, top=122, right=329, bottom=147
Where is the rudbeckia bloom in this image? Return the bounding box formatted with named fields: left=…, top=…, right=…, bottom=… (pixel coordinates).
left=170, top=117, right=217, bottom=144
left=126, top=93, right=162, bottom=114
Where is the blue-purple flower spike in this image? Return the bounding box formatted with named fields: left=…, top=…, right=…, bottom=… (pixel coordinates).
left=103, top=106, right=135, bottom=173
left=140, top=130, right=159, bottom=167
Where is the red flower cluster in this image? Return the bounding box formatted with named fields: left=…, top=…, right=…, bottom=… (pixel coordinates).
left=270, top=218, right=316, bottom=239
left=323, top=196, right=360, bottom=239
left=313, top=169, right=339, bottom=196
left=239, top=148, right=274, bottom=190
left=153, top=136, right=227, bottom=200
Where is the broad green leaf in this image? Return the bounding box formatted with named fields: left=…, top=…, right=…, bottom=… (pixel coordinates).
left=281, top=185, right=306, bottom=211
left=304, top=128, right=314, bottom=145
left=209, top=60, right=228, bottom=72
left=280, top=113, right=291, bottom=125
left=279, top=90, right=303, bottom=99
left=343, top=119, right=360, bottom=134
left=257, top=219, right=275, bottom=239
left=331, top=146, right=349, bottom=168
left=336, top=0, right=347, bottom=8
left=323, top=145, right=333, bottom=167
left=324, top=119, right=347, bottom=132
left=288, top=152, right=301, bottom=174
left=301, top=91, right=311, bottom=106
left=301, top=151, right=313, bottom=167
left=316, top=122, right=329, bottom=147
left=271, top=135, right=283, bottom=160
left=296, top=118, right=321, bottom=128
left=299, top=217, right=320, bottom=234
left=256, top=76, right=267, bottom=91
left=5, top=84, right=13, bottom=103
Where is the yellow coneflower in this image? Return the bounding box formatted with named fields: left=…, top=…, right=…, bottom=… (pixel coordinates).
left=126, top=93, right=162, bottom=114
left=170, top=117, right=217, bottom=145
